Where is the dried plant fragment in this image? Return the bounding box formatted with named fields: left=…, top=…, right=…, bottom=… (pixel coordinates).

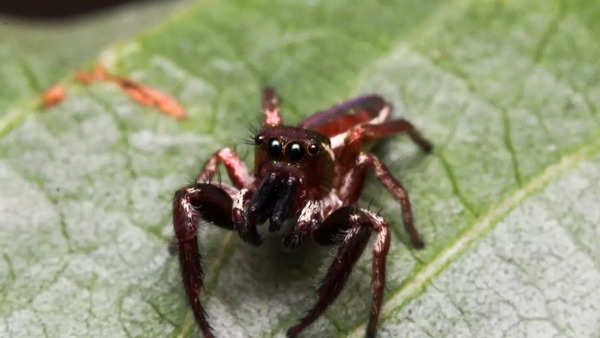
left=75, top=65, right=186, bottom=120
left=42, top=83, right=66, bottom=108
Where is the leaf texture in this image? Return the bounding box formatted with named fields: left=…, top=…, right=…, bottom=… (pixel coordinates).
left=1, top=0, right=599, bottom=337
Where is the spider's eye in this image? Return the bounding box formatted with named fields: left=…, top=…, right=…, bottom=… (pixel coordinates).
left=287, top=142, right=305, bottom=161
left=268, top=138, right=282, bottom=157
left=255, top=134, right=265, bottom=145
left=308, top=143, right=319, bottom=155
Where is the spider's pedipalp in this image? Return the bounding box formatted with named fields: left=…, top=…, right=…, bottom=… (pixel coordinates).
left=246, top=172, right=280, bottom=223
left=269, top=176, right=299, bottom=232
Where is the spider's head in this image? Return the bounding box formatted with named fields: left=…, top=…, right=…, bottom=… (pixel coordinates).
left=252, top=126, right=334, bottom=203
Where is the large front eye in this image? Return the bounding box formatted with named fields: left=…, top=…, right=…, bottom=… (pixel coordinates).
left=268, top=138, right=282, bottom=157
left=287, top=142, right=305, bottom=161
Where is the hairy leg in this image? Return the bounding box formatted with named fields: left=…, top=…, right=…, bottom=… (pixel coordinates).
left=363, top=119, right=433, bottom=152
left=288, top=207, right=372, bottom=337
left=336, top=119, right=432, bottom=166
left=361, top=209, right=392, bottom=338
left=340, top=153, right=424, bottom=248
left=172, top=183, right=238, bottom=338
left=196, top=148, right=255, bottom=190
left=298, top=95, right=388, bottom=137
left=263, top=87, right=282, bottom=126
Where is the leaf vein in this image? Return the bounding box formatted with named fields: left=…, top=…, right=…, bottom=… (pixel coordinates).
left=435, top=152, right=479, bottom=216
left=533, top=0, right=567, bottom=63
left=501, top=107, right=524, bottom=187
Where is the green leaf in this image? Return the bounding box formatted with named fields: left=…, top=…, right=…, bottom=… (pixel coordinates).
left=1, top=0, right=599, bottom=337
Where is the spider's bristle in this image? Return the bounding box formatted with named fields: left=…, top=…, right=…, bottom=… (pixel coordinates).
left=247, top=120, right=262, bottom=135
left=239, top=121, right=263, bottom=147
left=238, top=132, right=256, bottom=146
left=241, top=138, right=256, bottom=146
left=216, top=168, right=222, bottom=186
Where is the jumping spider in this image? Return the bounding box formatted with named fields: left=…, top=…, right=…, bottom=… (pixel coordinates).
left=172, top=88, right=432, bottom=338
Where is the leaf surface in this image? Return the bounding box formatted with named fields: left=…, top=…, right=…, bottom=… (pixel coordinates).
left=1, top=0, right=599, bottom=337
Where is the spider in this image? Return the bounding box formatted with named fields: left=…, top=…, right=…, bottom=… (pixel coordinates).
left=172, top=88, right=432, bottom=338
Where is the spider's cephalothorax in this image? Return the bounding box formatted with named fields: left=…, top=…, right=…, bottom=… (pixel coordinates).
left=172, top=88, right=433, bottom=338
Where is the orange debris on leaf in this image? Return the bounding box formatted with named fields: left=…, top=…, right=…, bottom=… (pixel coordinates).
left=74, top=65, right=106, bottom=84
left=75, top=65, right=186, bottom=120
left=42, top=83, right=66, bottom=108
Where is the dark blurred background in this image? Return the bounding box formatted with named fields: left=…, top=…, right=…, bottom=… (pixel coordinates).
left=0, top=0, right=151, bottom=19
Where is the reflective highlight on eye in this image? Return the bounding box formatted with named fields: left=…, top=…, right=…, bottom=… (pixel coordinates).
left=268, top=138, right=282, bottom=157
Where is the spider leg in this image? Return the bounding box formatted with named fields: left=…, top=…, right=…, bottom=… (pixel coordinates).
left=288, top=207, right=391, bottom=338
left=196, top=148, right=255, bottom=190
left=263, top=87, right=282, bottom=126
left=341, top=152, right=424, bottom=248
left=362, top=119, right=433, bottom=152
left=337, top=119, right=432, bottom=165
left=287, top=207, right=371, bottom=337
left=363, top=209, right=392, bottom=338
left=172, top=183, right=238, bottom=338
left=298, top=95, right=387, bottom=137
